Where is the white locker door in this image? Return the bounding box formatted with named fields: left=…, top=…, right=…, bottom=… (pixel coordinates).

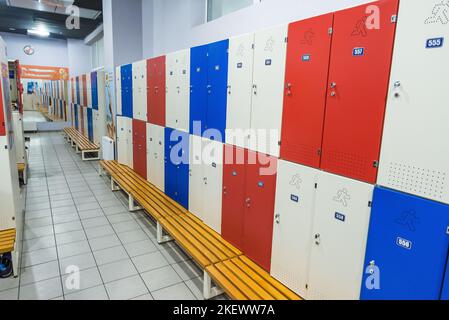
left=177, top=49, right=190, bottom=133
left=226, top=33, right=255, bottom=149
left=83, top=108, right=88, bottom=138
left=189, top=134, right=204, bottom=220
left=117, top=116, right=128, bottom=165
left=270, top=160, right=318, bottom=297
left=166, top=51, right=178, bottom=129
left=250, top=25, right=288, bottom=157
left=307, top=172, right=373, bottom=300
left=133, top=60, right=147, bottom=121
left=97, top=71, right=107, bottom=140
left=146, top=123, right=152, bottom=184
left=93, top=109, right=100, bottom=146
left=86, top=73, right=92, bottom=108
left=126, top=117, right=134, bottom=168
left=147, top=123, right=165, bottom=191
left=202, top=138, right=223, bottom=234
left=378, top=1, right=449, bottom=204
left=116, top=66, right=122, bottom=115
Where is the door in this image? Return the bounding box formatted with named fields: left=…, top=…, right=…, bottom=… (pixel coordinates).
left=74, top=104, right=79, bottom=130
left=76, top=77, right=80, bottom=105
left=83, top=107, right=88, bottom=138
left=121, top=64, right=133, bottom=118
left=125, top=117, right=134, bottom=168
left=378, top=0, right=449, bottom=205
left=86, top=73, right=92, bottom=108
left=82, top=74, right=87, bottom=107
left=189, top=134, right=204, bottom=220
left=147, top=55, right=166, bottom=126
left=165, top=127, right=177, bottom=201
left=307, top=172, right=373, bottom=300
left=205, top=40, right=229, bottom=141
left=320, top=0, right=399, bottom=184
left=133, top=119, right=147, bottom=178
left=116, top=67, right=122, bottom=115
left=280, top=14, right=333, bottom=168
left=250, top=25, right=288, bottom=157
left=91, top=71, right=98, bottom=110
left=222, top=145, right=246, bottom=249
left=443, top=266, right=449, bottom=300
left=79, top=106, right=84, bottom=135
left=226, top=33, right=255, bottom=149
left=93, top=109, right=100, bottom=146
left=202, top=138, right=224, bottom=234
left=361, top=187, right=449, bottom=300
left=271, top=160, right=318, bottom=297
left=87, top=108, right=93, bottom=142
left=133, top=60, right=147, bottom=121
left=243, top=151, right=278, bottom=271
left=166, top=51, right=178, bottom=129
left=190, top=45, right=208, bottom=136
left=147, top=123, right=165, bottom=191
left=117, top=116, right=128, bottom=165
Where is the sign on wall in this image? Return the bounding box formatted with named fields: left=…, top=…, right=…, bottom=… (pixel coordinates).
left=21, top=65, right=69, bottom=80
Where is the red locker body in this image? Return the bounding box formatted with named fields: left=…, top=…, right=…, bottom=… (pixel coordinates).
left=242, top=151, right=277, bottom=272
left=280, top=13, right=333, bottom=168
left=320, top=0, right=398, bottom=183
left=71, top=78, right=75, bottom=105
left=82, top=74, right=87, bottom=106
left=132, top=119, right=147, bottom=178
left=221, top=145, right=247, bottom=250
left=0, top=78, right=5, bottom=136
left=147, top=56, right=166, bottom=126
left=79, top=106, right=84, bottom=135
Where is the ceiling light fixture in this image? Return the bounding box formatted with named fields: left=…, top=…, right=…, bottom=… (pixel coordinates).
left=27, top=29, right=50, bottom=37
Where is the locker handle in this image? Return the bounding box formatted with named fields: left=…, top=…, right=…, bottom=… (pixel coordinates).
left=245, top=198, right=251, bottom=208
left=275, top=214, right=281, bottom=224
left=285, top=83, right=292, bottom=96
left=314, top=233, right=321, bottom=246
left=330, top=82, right=337, bottom=89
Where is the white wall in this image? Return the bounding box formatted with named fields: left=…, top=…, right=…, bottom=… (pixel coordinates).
left=67, top=39, right=92, bottom=76
left=143, top=0, right=374, bottom=57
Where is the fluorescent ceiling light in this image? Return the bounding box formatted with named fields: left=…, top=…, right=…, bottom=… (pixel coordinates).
left=27, top=29, right=50, bottom=37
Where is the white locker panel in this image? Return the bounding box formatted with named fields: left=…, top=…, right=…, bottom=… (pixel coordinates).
left=202, top=138, right=224, bottom=234
left=189, top=134, right=204, bottom=220
left=166, top=49, right=190, bottom=132
left=132, top=60, right=147, bottom=121
left=97, top=71, right=107, bottom=142
left=270, top=160, right=318, bottom=297
left=226, top=33, right=255, bottom=149
left=93, top=109, right=100, bottom=146
left=117, top=116, right=128, bottom=165
left=378, top=0, right=449, bottom=204
left=79, top=77, right=84, bottom=106
left=307, top=172, right=373, bottom=300
left=126, top=117, right=134, bottom=168
left=250, top=24, right=288, bottom=157
left=116, top=66, right=122, bottom=115
left=147, top=123, right=165, bottom=191
left=86, top=73, right=92, bottom=108
left=83, top=108, right=88, bottom=138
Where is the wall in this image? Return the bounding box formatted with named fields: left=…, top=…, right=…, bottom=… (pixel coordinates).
left=143, top=0, right=374, bottom=57
left=67, top=39, right=92, bottom=76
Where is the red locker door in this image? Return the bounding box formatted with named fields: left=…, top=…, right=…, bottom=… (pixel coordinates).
left=221, top=145, right=247, bottom=250
left=71, top=78, right=75, bottom=105
left=79, top=106, right=84, bottom=134
left=320, top=0, right=399, bottom=183
left=82, top=75, right=87, bottom=106
left=147, top=56, right=166, bottom=126
left=243, top=151, right=277, bottom=272
left=133, top=119, right=147, bottom=178
left=280, top=13, right=334, bottom=168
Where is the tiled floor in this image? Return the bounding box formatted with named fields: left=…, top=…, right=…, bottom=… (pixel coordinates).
left=0, top=132, right=227, bottom=300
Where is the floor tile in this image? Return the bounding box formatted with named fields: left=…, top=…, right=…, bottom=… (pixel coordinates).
left=105, top=275, right=149, bottom=300
left=21, top=247, right=58, bottom=268
left=23, top=225, right=54, bottom=240
left=98, top=259, right=138, bottom=283
left=61, top=267, right=103, bottom=295
left=81, top=216, right=110, bottom=229
left=55, top=230, right=87, bottom=246
left=0, top=288, right=19, bottom=300
left=54, top=220, right=83, bottom=234
left=123, top=239, right=158, bottom=257
left=107, top=213, right=134, bottom=224
left=57, top=240, right=91, bottom=259
left=24, top=216, right=53, bottom=229
left=184, top=276, right=204, bottom=300
left=22, top=235, right=55, bottom=253
left=0, top=276, right=20, bottom=292
left=59, top=252, right=97, bottom=274
left=112, top=220, right=141, bottom=233
left=141, top=266, right=183, bottom=292
left=52, top=213, right=80, bottom=224
left=172, top=260, right=203, bottom=281
left=64, top=285, right=109, bottom=300
left=151, top=283, right=196, bottom=300
left=84, top=225, right=115, bottom=239
left=20, top=261, right=60, bottom=285
left=76, top=201, right=101, bottom=212
left=117, top=229, right=149, bottom=244
left=131, top=251, right=169, bottom=273
left=93, top=245, right=128, bottom=266
left=88, top=234, right=122, bottom=251
left=78, top=209, right=105, bottom=220
left=19, top=277, right=63, bottom=300
left=160, top=243, right=191, bottom=264
left=131, top=293, right=154, bottom=300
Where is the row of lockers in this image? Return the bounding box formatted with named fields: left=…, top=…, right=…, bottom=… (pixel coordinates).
left=40, top=95, right=67, bottom=121
left=71, top=71, right=100, bottom=110
left=39, top=79, right=67, bottom=102
left=72, top=104, right=106, bottom=146
left=116, top=115, right=449, bottom=300
left=114, top=0, right=449, bottom=207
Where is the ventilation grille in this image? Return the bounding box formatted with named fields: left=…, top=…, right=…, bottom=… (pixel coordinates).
left=281, top=142, right=317, bottom=166
left=323, top=150, right=373, bottom=181
left=386, top=162, right=446, bottom=200
left=270, top=263, right=304, bottom=297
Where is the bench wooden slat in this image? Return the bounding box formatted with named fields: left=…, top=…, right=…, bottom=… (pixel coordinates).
left=206, top=264, right=249, bottom=300
left=0, top=229, right=16, bottom=254
left=64, top=127, right=99, bottom=151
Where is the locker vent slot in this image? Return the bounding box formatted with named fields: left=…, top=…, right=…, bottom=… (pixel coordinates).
left=324, top=150, right=372, bottom=181
left=281, top=143, right=316, bottom=165
left=271, top=264, right=303, bottom=296
left=386, top=162, right=446, bottom=200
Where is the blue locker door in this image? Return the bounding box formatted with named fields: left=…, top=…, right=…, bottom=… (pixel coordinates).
left=164, top=128, right=178, bottom=202
left=443, top=267, right=449, bottom=300
left=74, top=104, right=79, bottom=130
left=361, top=187, right=449, bottom=300
left=76, top=77, right=80, bottom=105
left=206, top=40, right=229, bottom=141
left=175, top=130, right=189, bottom=209
left=190, top=45, right=208, bottom=136
left=121, top=64, right=133, bottom=118
left=87, top=108, right=94, bottom=142
left=91, top=71, right=98, bottom=110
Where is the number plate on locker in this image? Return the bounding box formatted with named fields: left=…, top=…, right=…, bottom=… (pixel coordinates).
left=426, top=38, right=444, bottom=49
left=352, top=47, right=365, bottom=56
left=396, top=237, right=412, bottom=250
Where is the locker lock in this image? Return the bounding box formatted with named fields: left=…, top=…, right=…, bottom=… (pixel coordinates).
left=330, top=82, right=337, bottom=89
left=252, top=84, right=257, bottom=95
left=227, top=85, right=231, bottom=95
left=275, top=214, right=281, bottom=224
left=314, top=233, right=321, bottom=245
left=285, top=83, right=292, bottom=96
left=245, top=198, right=251, bottom=208
left=223, top=186, right=227, bottom=195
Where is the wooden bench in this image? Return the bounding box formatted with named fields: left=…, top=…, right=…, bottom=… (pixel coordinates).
left=0, top=229, right=18, bottom=278
left=206, top=256, right=301, bottom=300
left=64, top=127, right=100, bottom=161
left=17, top=162, right=27, bottom=185
left=99, top=160, right=301, bottom=301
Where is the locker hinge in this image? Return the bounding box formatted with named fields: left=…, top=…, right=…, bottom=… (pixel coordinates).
left=368, top=201, right=372, bottom=208
left=317, top=149, right=322, bottom=156
left=278, top=141, right=281, bottom=146
left=328, top=27, right=333, bottom=35
left=391, top=15, right=397, bottom=23
left=4, top=145, right=8, bottom=150
left=314, top=183, right=318, bottom=189
left=251, top=43, right=255, bottom=49
left=446, top=226, right=449, bottom=234
left=285, top=37, right=288, bottom=43
left=373, top=160, right=379, bottom=168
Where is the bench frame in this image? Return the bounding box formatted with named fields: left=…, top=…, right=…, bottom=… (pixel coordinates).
left=64, top=128, right=100, bottom=161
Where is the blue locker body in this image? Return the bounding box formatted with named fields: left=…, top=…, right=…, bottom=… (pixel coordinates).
left=87, top=108, right=94, bottom=142
left=91, top=71, right=98, bottom=110
left=164, top=128, right=189, bottom=209
left=76, top=77, right=80, bottom=104
left=121, top=64, right=133, bottom=118
left=443, top=269, right=449, bottom=300
left=74, top=104, right=79, bottom=130
left=361, top=187, right=449, bottom=300
left=205, top=39, right=228, bottom=141
left=190, top=45, right=208, bottom=136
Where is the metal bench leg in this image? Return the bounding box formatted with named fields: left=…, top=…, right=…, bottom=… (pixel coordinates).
left=76, top=144, right=81, bottom=154
left=99, top=163, right=106, bottom=177
left=156, top=221, right=173, bottom=244
left=203, top=271, right=224, bottom=300
left=111, top=178, right=121, bottom=191
left=128, top=194, right=142, bottom=212
left=23, top=166, right=27, bottom=185
left=12, top=244, right=19, bottom=278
